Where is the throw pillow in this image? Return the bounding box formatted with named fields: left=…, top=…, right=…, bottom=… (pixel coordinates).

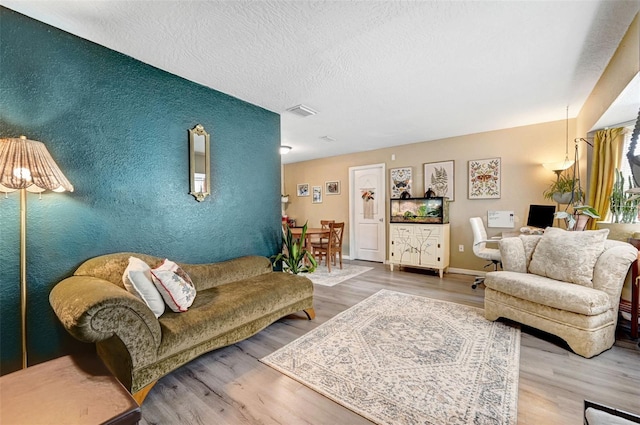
left=122, top=257, right=166, bottom=318
left=528, top=227, right=609, bottom=287
left=151, top=259, right=197, bottom=312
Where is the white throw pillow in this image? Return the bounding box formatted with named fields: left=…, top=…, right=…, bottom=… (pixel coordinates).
left=151, top=259, right=197, bottom=313
left=528, top=227, right=609, bottom=287
left=122, top=257, right=166, bottom=318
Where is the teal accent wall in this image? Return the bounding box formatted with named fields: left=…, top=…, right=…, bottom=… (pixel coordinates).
left=0, top=7, right=282, bottom=374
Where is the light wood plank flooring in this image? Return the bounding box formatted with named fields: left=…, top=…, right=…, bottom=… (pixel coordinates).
left=140, top=261, right=640, bottom=425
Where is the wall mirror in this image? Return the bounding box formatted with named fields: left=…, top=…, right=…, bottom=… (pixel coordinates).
left=189, top=124, right=211, bottom=202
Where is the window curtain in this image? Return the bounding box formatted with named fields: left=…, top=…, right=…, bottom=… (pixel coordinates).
left=587, top=127, right=626, bottom=229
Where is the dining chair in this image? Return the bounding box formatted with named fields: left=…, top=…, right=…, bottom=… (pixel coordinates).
left=312, top=222, right=344, bottom=272
left=310, top=220, right=334, bottom=245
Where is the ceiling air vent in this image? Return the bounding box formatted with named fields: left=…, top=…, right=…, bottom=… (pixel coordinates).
left=286, top=104, right=317, bottom=117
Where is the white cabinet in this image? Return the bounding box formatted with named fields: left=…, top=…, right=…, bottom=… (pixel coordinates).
left=389, top=223, right=450, bottom=278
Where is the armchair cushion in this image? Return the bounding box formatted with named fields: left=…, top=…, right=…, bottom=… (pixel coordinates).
left=528, top=227, right=609, bottom=287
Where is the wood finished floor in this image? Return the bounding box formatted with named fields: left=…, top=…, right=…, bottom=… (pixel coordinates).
left=140, top=261, right=640, bottom=425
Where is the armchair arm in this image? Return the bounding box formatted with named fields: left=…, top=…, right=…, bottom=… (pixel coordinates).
left=50, top=276, right=162, bottom=366
left=592, top=242, right=638, bottom=308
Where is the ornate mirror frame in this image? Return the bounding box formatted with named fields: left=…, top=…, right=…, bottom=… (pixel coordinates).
left=189, top=124, right=211, bottom=202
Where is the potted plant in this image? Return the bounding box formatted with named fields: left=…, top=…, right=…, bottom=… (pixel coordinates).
left=281, top=194, right=289, bottom=203
left=543, top=173, right=584, bottom=204
left=271, top=222, right=317, bottom=274
left=554, top=205, right=600, bottom=231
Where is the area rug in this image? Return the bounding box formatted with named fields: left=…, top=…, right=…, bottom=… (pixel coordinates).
left=261, top=289, right=520, bottom=425
left=305, top=264, right=373, bottom=286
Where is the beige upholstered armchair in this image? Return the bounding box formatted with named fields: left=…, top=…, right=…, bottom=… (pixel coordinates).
left=484, top=228, right=637, bottom=358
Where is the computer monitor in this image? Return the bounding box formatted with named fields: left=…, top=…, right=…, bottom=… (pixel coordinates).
left=526, top=205, right=556, bottom=229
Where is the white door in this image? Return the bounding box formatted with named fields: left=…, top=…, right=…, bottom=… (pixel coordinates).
left=349, top=163, right=386, bottom=262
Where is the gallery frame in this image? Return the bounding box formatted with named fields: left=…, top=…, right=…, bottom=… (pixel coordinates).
left=468, top=157, right=501, bottom=199
left=390, top=167, right=412, bottom=199
left=297, top=183, right=309, bottom=197
left=312, top=186, right=322, bottom=203
left=423, top=160, right=454, bottom=201
left=325, top=180, right=341, bottom=195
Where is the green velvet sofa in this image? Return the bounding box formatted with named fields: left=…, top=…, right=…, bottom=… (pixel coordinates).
left=49, top=253, right=314, bottom=403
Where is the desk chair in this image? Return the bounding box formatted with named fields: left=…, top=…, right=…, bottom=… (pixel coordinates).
left=470, top=217, right=501, bottom=289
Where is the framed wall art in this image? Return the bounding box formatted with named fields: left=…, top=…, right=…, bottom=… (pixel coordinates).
left=468, top=157, right=501, bottom=199
left=423, top=160, right=454, bottom=201
left=390, top=167, right=412, bottom=198
left=325, top=180, right=340, bottom=195
left=312, top=186, right=322, bottom=203
left=297, top=183, right=309, bottom=197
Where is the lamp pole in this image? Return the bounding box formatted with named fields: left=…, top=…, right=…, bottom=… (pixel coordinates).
left=20, top=188, right=27, bottom=369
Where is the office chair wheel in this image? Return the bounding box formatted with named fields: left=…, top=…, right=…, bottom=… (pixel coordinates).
left=472, top=277, right=483, bottom=289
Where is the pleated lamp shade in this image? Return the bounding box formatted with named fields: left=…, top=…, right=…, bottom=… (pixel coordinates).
left=0, top=136, right=74, bottom=193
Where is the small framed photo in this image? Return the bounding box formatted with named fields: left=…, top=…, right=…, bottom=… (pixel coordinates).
left=390, top=167, right=412, bottom=199
left=325, top=180, right=341, bottom=195
left=312, top=186, right=322, bottom=203
left=297, top=183, right=309, bottom=197
left=468, top=157, right=501, bottom=199
left=424, top=160, right=455, bottom=201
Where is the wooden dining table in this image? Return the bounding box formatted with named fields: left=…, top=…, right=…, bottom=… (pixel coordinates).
left=289, top=227, right=330, bottom=249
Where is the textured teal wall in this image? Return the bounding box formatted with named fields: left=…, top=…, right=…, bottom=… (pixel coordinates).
left=0, top=7, right=281, bottom=373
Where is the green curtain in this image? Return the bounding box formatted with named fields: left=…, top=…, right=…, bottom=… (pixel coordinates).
left=587, top=128, right=626, bottom=229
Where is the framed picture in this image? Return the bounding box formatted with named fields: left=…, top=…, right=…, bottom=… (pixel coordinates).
left=297, top=183, right=309, bottom=197
left=325, top=180, right=340, bottom=195
left=468, top=157, right=501, bottom=199
left=423, top=160, right=455, bottom=201
left=312, top=186, right=322, bottom=203
left=390, top=167, right=412, bottom=199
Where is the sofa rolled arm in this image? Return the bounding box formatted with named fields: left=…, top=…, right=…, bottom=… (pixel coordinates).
left=592, top=242, right=638, bottom=307
left=50, top=276, right=161, bottom=365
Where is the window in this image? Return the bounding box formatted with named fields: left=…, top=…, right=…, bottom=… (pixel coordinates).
left=620, top=126, right=636, bottom=186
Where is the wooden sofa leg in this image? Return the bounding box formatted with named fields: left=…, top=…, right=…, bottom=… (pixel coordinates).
left=303, top=308, right=316, bottom=320
left=132, top=380, right=157, bottom=405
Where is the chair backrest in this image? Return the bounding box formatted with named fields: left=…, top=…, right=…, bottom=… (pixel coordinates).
left=320, top=220, right=335, bottom=229
left=469, top=217, right=489, bottom=255
left=329, top=222, right=345, bottom=248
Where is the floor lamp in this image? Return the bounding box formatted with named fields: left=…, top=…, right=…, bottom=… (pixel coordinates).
left=0, top=136, right=74, bottom=369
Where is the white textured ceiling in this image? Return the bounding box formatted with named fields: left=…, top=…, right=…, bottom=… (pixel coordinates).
left=2, top=1, right=639, bottom=164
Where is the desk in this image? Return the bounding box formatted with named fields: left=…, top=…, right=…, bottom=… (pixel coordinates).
left=0, top=355, right=141, bottom=425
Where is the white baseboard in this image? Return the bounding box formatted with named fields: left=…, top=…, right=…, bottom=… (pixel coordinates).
left=446, top=267, right=488, bottom=277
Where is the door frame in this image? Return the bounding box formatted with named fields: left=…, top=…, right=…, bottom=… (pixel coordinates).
left=348, top=163, right=386, bottom=261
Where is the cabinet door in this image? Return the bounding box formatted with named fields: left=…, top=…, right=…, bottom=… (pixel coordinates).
left=390, top=225, right=414, bottom=265
left=413, top=227, right=441, bottom=267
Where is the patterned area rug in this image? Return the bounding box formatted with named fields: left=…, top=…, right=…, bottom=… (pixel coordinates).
left=305, top=264, right=373, bottom=286
left=262, top=289, right=520, bottom=425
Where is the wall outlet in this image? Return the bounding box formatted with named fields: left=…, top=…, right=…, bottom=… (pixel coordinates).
left=458, top=244, right=464, bottom=252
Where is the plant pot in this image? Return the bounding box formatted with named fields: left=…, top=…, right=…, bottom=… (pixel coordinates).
left=552, top=192, right=574, bottom=204
left=281, top=196, right=289, bottom=203
left=571, top=214, right=590, bottom=231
